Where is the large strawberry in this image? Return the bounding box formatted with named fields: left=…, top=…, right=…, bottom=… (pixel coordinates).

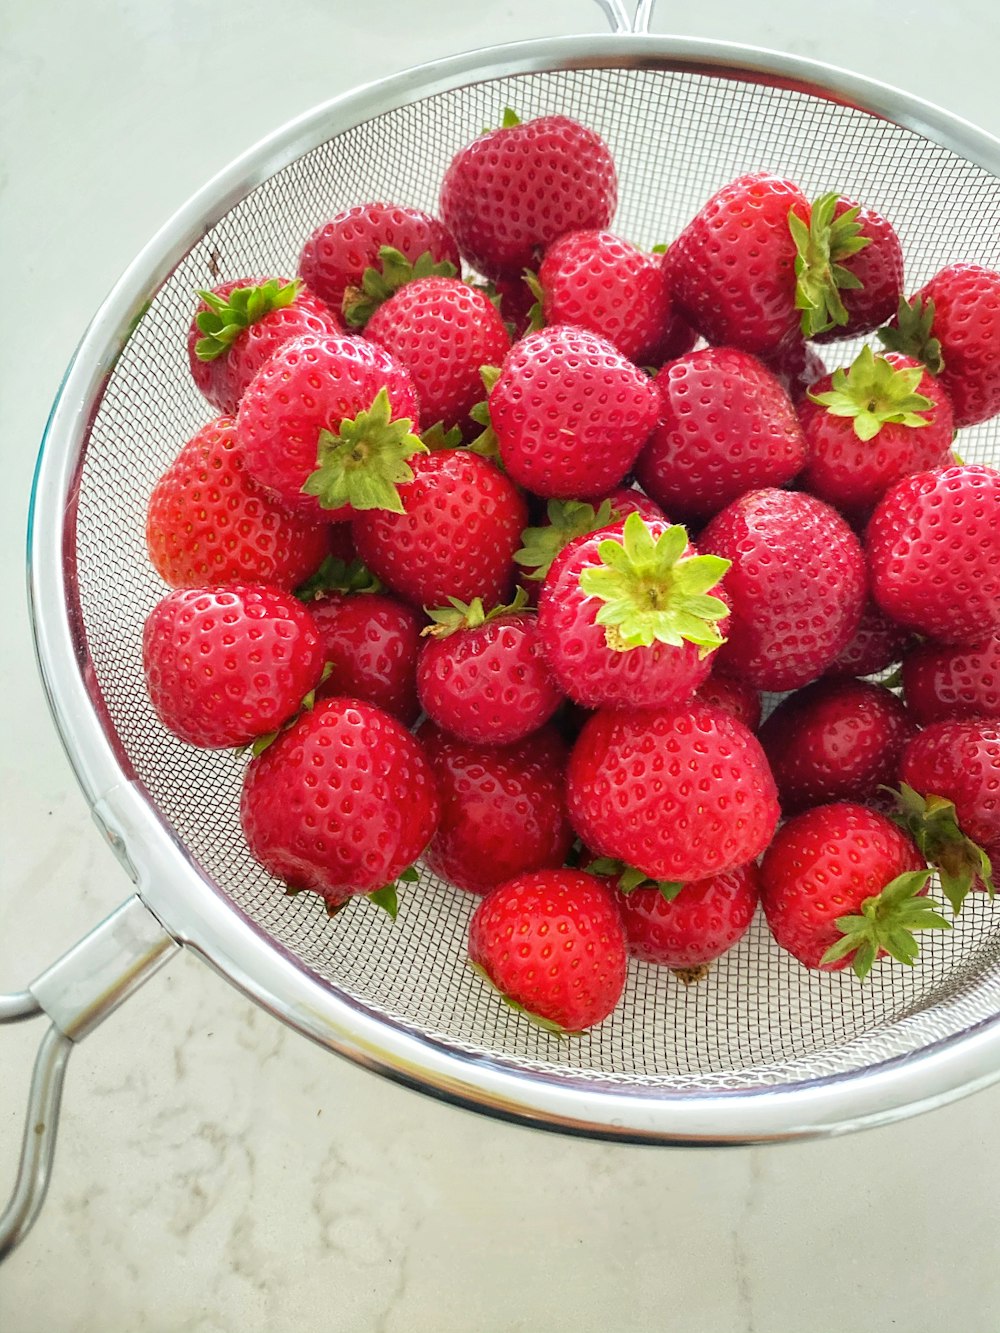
left=698, top=488, right=867, bottom=691
left=536, top=513, right=731, bottom=710
left=468, top=869, right=627, bottom=1033
left=901, top=633, right=1000, bottom=725
left=824, top=598, right=911, bottom=679
left=694, top=673, right=762, bottom=732
left=865, top=464, right=1000, bottom=644
left=439, top=110, right=617, bottom=279
left=566, top=704, right=779, bottom=883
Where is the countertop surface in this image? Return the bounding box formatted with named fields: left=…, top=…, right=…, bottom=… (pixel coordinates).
left=4, top=2, right=1000, bottom=1329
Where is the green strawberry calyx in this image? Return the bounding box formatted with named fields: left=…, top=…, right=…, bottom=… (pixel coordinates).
left=466, top=365, right=503, bottom=464
left=807, top=344, right=934, bottom=442
left=819, top=868, right=949, bottom=980
left=301, top=387, right=426, bottom=515
left=877, top=295, right=945, bottom=375
left=368, top=867, right=419, bottom=921
left=295, top=556, right=383, bottom=602
left=515, top=499, right=617, bottom=582
left=587, top=856, right=684, bottom=902
left=469, top=962, right=580, bottom=1038
left=342, top=246, right=458, bottom=327
left=420, top=421, right=465, bottom=451
left=480, top=106, right=523, bottom=134
left=422, top=586, right=529, bottom=639
left=789, top=192, right=872, bottom=338
left=578, top=513, right=731, bottom=655
left=194, top=278, right=302, bottom=361
left=522, top=269, right=546, bottom=333
left=885, top=782, right=995, bottom=915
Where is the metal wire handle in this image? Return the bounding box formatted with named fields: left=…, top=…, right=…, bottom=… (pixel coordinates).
left=592, top=0, right=656, bottom=34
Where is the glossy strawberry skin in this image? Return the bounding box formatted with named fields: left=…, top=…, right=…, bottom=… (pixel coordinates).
left=142, top=585, right=324, bottom=748
left=439, top=115, right=617, bottom=279
left=762, top=337, right=827, bottom=402
left=297, top=204, right=460, bottom=316
left=145, top=416, right=333, bottom=591
left=311, top=592, right=422, bottom=725
left=468, top=869, right=627, bottom=1031
left=865, top=464, right=1000, bottom=645
left=490, top=326, right=660, bottom=499
left=759, top=678, right=914, bottom=814
left=566, top=705, right=780, bottom=883
left=351, top=450, right=527, bottom=610
left=760, top=803, right=925, bottom=970
left=900, top=720, right=1000, bottom=852
left=615, top=863, right=760, bottom=968
left=421, top=725, right=572, bottom=894
left=693, top=673, right=762, bottom=731
left=634, top=348, right=807, bottom=524
left=699, top=489, right=867, bottom=691
left=364, top=276, right=510, bottom=433
left=902, top=634, right=1000, bottom=724
left=810, top=199, right=903, bottom=343
left=824, top=599, right=912, bottom=679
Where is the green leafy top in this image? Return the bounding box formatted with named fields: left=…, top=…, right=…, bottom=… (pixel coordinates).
left=515, top=499, right=617, bottom=582
left=578, top=513, right=731, bottom=654
left=522, top=269, right=546, bottom=334
left=194, top=278, right=301, bottom=361
left=342, top=246, right=458, bottom=328
left=481, top=107, right=523, bottom=134
left=807, top=344, right=934, bottom=441
left=295, top=556, right=383, bottom=602
left=789, top=192, right=872, bottom=338
left=422, top=586, right=529, bottom=638
left=466, top=365, right=503, bottom=464
left=819, top=868, right=949, bottom=980
left=885, top=782, right=995, bottom=915
left=878, top=295, right=945, bottom=376
left=587, top=856, right=684, bottom=902
left=301, top=386, right=426, bottom=515
left=420, top=421, right=464, bottom=451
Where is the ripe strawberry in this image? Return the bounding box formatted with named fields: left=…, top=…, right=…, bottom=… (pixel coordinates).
left=762, top=336, right=826, bottom=402
left=537, top=513, right=730, bottom=710
left=808, top=197, right=903, bottom=342
left=824, top=598, right=911, bottom=679
left=439, top=110, right=617, bottom=279
left=364, top=276, right=511, bottom=433
left=759, top=802, right=943, bottom=977
left=187, top=277, right=341, bottom=416
left=759, top=678, right=913, bottom=814
left=352, top=449, right=527, bottom=609
left=468, top=869, right=627, bottom=1032
left=489, top=326, right=660, bottom=498
left=514, top=492, right=664, bottom=590
left=798, top=347, right=953, bottom=517
left=236, top=334, right=423, bottom=522
left=142, top=585, right=324, bottom=748
left=145, top=416, right=333, bottom=590
left=901, top=633, right=1000, bottom=725
left=421, top=724, right=572, bottom=893
left=566, top=704, right=779, bottom=883
left=633, top=348, right=807, bottom=524
left=694, top=673, right=761, bottom=731
left=865, top=464, right=1000, bottom=644
left=699, top=488, right=867, bottom=691
left=491, top=272, right=537, bottom=339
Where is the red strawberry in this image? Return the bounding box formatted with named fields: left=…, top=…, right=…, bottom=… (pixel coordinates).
left=762, top=336, right=827, bottom=402
left=808, top=197, right=903, bottom=342
left=598, top=487, right=666, bottom=521
left=187, top=277, right=340, bottom=416
left=694, top=673, right=761, bottom=731
left=145, top=416, right=333, bottom=590
left=699, top=488, right=867, bottom=691
left=491, top=272, right=538, bottom=339
left=489, top=326, right=660, bottom=498
left=421, top=725, right=572, bottom=893
left=759, top=802, right=943, bottom=977
left=537, top=513, right=730, bottom=710
left=439, top=110, right=617, bottom=279
left=142, top=585, right=324, bottom=748
left=865, top=464, right=1000, bottom=645
left=824, top=598, right=911, bottom=679
left=902, top=634, right=1000, bottom=725
left=297, top=203, right=460, bottom=323
left=759, top=678, right=914, bottom=814
left=468, top=869, right=627, bottom=1032
left=352, top=448, right=526, bottom=609
left=364, top=276, right=510, bottom=433
left=566, top=704, right=779, bottom=883
left=634, top=348, right=807, bottom=524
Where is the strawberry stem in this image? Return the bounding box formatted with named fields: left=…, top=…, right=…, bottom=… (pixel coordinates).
left=819, top=868, right=948, bottom=979
left=789, top=193, right=871, bottom=338
left=515, top=499, right=617, bottom=582
left=587, top=856, right=684, bottom=901
left=194, top=278, right=301, bottom=360
left=807, top=344, right=934, bottom=441
left=422, top=586, right=529, bottom=638
left=295, top=556, right=383, bottom=602
left=877, top=295, right=945, bottom=376
left=885, top=782, right=995, bottom=914
left=342, top=246, right=458, bottom=328
left=301, top=387, right=426, bottom=514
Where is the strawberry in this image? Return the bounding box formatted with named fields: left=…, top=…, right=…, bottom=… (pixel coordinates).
left=759, top=678, right=914, bottom=814
left=865, top=464, right=1000, bottom=645
left=514, top=492, right=664, bottom=590
left=901, top=633, right=1000, bottom=725
left=824, top=598, right=911, bottom=679
left=187, top=277, right=341, bottom=416
left=489, top=326, right=660, bottom=498
left=297, top=203, right=460, bottom=323
left=142, top=585, right=324, bottom=748
left=694, top=673, right=761, bottom=731
left=491, top=272, right=538, bottom=339
left=566, top=704, right=779, bottom=883
left=633, top=347, right=807, bottom=524
left=468, top=868, right=627, bottom=1032
left=364, top=276, right=510, bottom=434
left=421, top=724, right=572, bottom=893
left=699, top=488, right=867, bottom=691
left=536, top=513, right=731, bottom=710
left=798, top=347, right=953, bottom=518
left=762, top=337, right=827, bottom=402
left=439, top=110, right=617, bottom=280
left=759, top=802, right=945, bottom=977
left=145, top=416, right=334, bottom=590
left=807, top=197, right=903, bottom=342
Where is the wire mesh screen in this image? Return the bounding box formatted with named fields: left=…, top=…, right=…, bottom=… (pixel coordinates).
left=70, top=63, right=1000, bottom=1091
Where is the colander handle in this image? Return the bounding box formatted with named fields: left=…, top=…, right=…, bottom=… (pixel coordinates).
left=592, top=0, right=656, bottom=33
left=0, top=894, right=177, bottom=1260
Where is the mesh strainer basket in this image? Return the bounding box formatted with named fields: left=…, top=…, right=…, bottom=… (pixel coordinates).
left=5, top=0, right=1000, bottom=1258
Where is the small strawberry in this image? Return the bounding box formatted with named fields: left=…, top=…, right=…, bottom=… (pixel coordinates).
left=807, top=197, right=903, bottom=342
left=142, top=585, right=324, bottom=748
left=421, top=724, right=572, bottom=894
left=762, top=336, right=827, bottom=401
left=699, top=488, right=867, bottom=691
left=634, top=347, right=807, bottom=524
left=901, top=633, right=1000, bottom=725
left=694, top=673, right=762, bottom=731
left=566, top=704, right=779, bottom=883
left=489, top=326, right=660, bottom=498
left=468, top=869, right=627, bottom=1033
left=439, top=110, right=617, bottom=279
left=490, top=272, right=538, bottom=339
left=514, top=493, right=664, bottom=589
left=759, top=802, right=945, bottom=977
left=824, top=598, right=912, bottom=679
left=865, top=464, right=1000, bottom=644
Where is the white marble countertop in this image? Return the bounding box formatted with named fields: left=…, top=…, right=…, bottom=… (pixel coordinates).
left=4, top=1, right=1000, bottom=1328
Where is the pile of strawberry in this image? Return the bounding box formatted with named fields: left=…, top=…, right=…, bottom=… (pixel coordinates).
left=141, top=108, right=1000, bottom=1035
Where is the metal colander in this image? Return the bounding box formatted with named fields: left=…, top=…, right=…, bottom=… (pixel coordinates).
left=6, top=8, right=1000, bottom=1258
